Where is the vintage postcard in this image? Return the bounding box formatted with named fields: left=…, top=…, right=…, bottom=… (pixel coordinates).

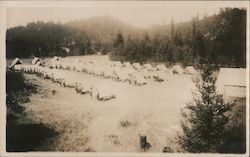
left=0, top=1, right=249, bottom=157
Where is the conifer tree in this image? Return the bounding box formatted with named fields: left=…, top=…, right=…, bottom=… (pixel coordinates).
left=178, top=65, right=241, bottom=153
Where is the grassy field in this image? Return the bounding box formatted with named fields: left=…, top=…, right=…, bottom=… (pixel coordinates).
left=6, top=70, right=58, bottom=152
left=20, top=70, right=195, bottom=152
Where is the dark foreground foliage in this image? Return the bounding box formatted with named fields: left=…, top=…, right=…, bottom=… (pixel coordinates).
left=179, top=65, right=246, bottom=153
left=6, top=70, right=57, bottom=152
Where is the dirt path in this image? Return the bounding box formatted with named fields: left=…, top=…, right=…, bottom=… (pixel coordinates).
left=23, top=72, right=195, bottom=152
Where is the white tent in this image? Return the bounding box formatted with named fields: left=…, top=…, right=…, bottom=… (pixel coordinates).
left=155, top=64, right=167, bottom=71
left=185, top=66, right=196, bottom=75
left=216, top=68, right=246, bottom=100
left=31, top=57, right=40, bottom=65
left=114, top=61, right=122, bottom=67
left=151, top=71, right=167, bottom=82
left=35, top=61, right=42, bottom=66
left=52, top=56, right=60, bottom=61
left=142, top=63, right=154, bottom=71
left=123, top=62, right=131, bottom=67
left=61, top=47, right=70, bottom=53
left=10, top=58, right=22, bottom=68
left=172, top=65, right=184, bottom=74
left=132, top=63, right=141, bottom=70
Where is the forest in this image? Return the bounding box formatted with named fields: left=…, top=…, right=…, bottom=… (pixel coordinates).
left=6, top=8, right=246, bottom=67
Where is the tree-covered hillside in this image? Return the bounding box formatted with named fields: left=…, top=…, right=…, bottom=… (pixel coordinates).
left=111, top=8, right=246, bottom=67
left=6, top=16, right=139, bottom=58
left=6, top=8, right=246, bottom=67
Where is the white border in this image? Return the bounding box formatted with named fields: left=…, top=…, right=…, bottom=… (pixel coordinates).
left=0, top=1, right=249, bottom=157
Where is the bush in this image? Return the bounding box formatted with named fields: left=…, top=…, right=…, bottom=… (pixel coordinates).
left=178, top=65, right=245, bottom=153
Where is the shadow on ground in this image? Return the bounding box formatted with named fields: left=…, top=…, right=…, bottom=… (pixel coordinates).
left=6, top=70, right=58, bottom=152
left=6, top=122, right=57, bottom=152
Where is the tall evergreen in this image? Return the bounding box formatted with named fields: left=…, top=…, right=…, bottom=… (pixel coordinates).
left=178, top=65, right=245, bottom=153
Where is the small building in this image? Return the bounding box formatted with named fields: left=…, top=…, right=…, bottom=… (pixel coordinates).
left=10, top=58, right=22, bottom=68
left=216, top=68, right=246, bottom=105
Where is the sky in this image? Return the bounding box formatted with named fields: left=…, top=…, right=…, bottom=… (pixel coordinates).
left=6, top=1, right=247, bottom=29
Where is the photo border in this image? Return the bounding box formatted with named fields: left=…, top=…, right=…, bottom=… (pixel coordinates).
left=0, top=1, right=249, bottom=157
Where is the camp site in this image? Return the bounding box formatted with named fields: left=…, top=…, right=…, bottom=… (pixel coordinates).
left=4, top=2, right=248, bottom=154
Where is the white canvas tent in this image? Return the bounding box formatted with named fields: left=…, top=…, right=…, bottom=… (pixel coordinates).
left=216, top=68, right=246, bottom=101
left=114, top=61, right=122, bottom=67
left=52, top=56, right=60, bottom=61
left=132, top=63, right=141, bottom=70
left=185, top=66, right=196, bottom=75
left=31, top=57, right=40, bottom=65
left=61, top=47, right=70, bottom=53
left=123, top=62, right=131, bottom=67
left=10, top=58, right=22, bottom=68
left=155, top=64, right=167, bottom=71
left=143, top=63, right=154, bottom=71
left=172, top=65, right=183, bottom=74
left=36, top=61, right=42, bottom=66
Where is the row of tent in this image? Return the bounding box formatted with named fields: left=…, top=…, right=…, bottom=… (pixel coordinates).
left=12, top=64, right=116, bottom=101
left=10, top=57, right=197, bottom=75
left=9, top=57, right=198, bottom=86
left=10, top=57, right=44, bottom=68
left=48, top=58, right=199, bottom=85
left=9, top=57, right=247, bottom=103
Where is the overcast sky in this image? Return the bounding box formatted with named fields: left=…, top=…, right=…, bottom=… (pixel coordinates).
left=6, top=1, right=247, bottom=29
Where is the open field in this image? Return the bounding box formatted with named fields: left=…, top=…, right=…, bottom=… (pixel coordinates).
left=24, top=72, right=195, bottom=151
left=7, top=55, right=196, bottom=152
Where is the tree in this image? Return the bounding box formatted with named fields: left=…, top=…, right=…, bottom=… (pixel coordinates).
left=193, top=30, right=207, bottom=64
left=179, top=65, right=245, bottom=153
left=209, top=8, right=246, bottom=67
left=170, top=16, right=175, bottom=38
left=113, top=31, right=124, bottom=48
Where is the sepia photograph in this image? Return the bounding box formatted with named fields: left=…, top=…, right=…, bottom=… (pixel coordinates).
left=0, top=1, right=249, bottom=156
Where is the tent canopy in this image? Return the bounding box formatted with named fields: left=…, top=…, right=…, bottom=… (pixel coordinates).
left=155, top=64, right=167, bottom=71
left=143, top=63, right=153, bottom=71
left=216, top=68, right=246, bottom=98
left=36, top=61, right=42, bottom=66
left=185, top=66, right=196, bottom=75
left=172, top=65, right=183, bottom=74
left=132, top=63, right=141, bottom=70
left=10, top=58, right=22, bottom=68
left=52, top=56, right=60, bottom=61
left=123, top=62, right=131, bottom=67
left=31, top=57, right=40, bottom=65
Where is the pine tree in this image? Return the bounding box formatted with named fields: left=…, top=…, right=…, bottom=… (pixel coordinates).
left=170, top=16, right=175, bottom=38
left=113, top=31, right=124, bottom=48
left=179, top=65, right=238, bottom=153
